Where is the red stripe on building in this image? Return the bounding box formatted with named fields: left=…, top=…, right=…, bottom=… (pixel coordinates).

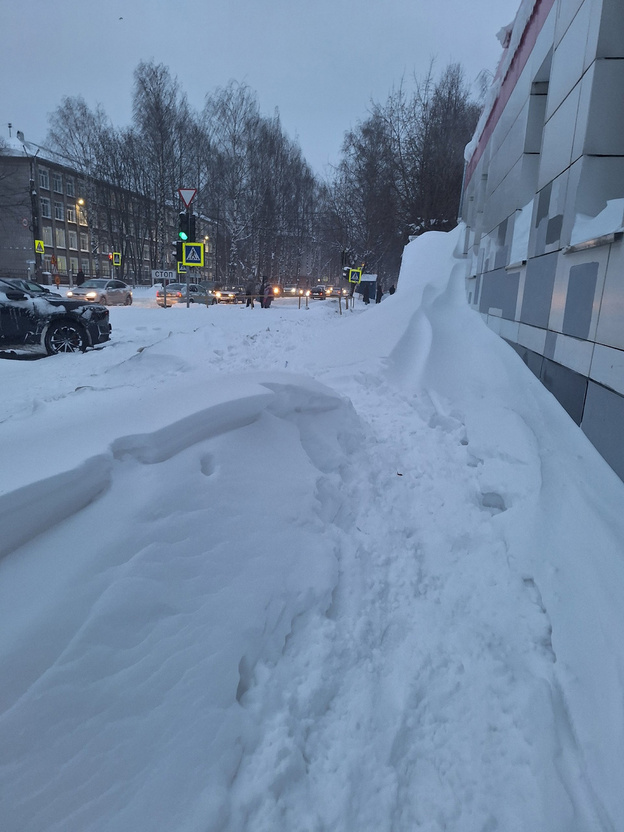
left=464, top=0, right=557, bottom=187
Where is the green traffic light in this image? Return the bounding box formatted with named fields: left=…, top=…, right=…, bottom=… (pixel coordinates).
left=178, top=230, right=188, bottom=240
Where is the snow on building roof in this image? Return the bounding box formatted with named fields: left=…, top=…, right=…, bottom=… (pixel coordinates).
left=464, top=0, right=546, bottom=179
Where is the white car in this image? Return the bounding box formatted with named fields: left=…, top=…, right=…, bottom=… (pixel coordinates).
left=67, top=279, right=132, bottom=306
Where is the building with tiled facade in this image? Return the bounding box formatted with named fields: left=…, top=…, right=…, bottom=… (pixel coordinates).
left=460, top=0, right=624, bottom=480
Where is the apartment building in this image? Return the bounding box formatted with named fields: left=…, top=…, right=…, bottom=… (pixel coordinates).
left=0, top=139, right=204, bottom=284
left=460, top=0, right=624, bottom=480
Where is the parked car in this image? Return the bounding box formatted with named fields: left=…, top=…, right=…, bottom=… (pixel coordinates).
left=310, top=285, right=327, bottom=299
left=214, top=285, right=245, bottom=303
left=1, top=277, right=61, bottom=298
left=67, top=279, right=133, bottom=306
left=0, top=278, right=111, bottom=355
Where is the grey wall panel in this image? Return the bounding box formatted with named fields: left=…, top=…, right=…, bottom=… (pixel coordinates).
left=474, top=274, right=482, bottom=306
left=596, top=0, right=624, bottom=58
left=539, top=84, right=581, bottom=190
left=582, top=381, right=624, bottom=480
left=562, top=261, right=599, bottom=339
left=544, top=329, right=558, bottom=359
left=536, top=182, right=552, bottom=226
left=584, top=60, right=624, bottom=155
left=540, top=357, right=588, bottom=425
left=520, top=251, right=558, bottom=327
left=595, top=240, right=624, bottom=350
left=494, top=246, right=510, bottom=269
left=479, top=269, right=520, bottom=319
left=505, top=341, right=545, bottom=378
left=546, top=214, right=563, bottom=245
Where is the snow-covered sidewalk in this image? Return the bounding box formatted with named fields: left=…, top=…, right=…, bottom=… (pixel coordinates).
left=1, top=229, right=623, bottom=831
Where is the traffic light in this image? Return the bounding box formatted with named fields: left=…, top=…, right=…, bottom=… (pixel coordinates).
left=341, top=249, right=356, bottom=268
left=178, top=212, right=189, bottom=241
left=175, top=241, right=183, bottom=261
left=342, top=266, right=350, bottom=281
left=188, top=214, right=196, bottom=243
left=108, top=253, right=113, bottom=263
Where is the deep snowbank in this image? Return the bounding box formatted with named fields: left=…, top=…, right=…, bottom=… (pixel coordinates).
left=1, top=228, right=624, bottom=831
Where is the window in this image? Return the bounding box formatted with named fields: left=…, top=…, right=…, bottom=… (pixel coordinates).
left=55, top=228, right=66, bottom=248
left=42, top=226, right=53, bottom=247
left=101, top=260, right=111, bottom=277
left=66, top=177, right=75, bottom=197
left=40, top=197, right=51, bottom=218
left=70, top=257, right=79, bottom=275
left=81, top=258, right=90, bottom=274
left=52, top=172, right=63, bottom=193
left=66, top=205, right=76, bottom=223
left=38, top=168, right=49, bottom=189
left=54, top=201, right=64, bottom=221
left=56, top=255, right=67, bottom=275
left=68, top=230, right=78, bottom=250
left=77, top=204, right=88, bottom=226
left=43, top=254, right=52, bottom=272
left=80, top=232, right=89, bottom=251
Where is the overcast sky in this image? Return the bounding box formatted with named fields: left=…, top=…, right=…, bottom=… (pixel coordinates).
left=1, top=0, right=520, bottom=175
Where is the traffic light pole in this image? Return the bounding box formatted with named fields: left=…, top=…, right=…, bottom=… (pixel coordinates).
left=186, top=211, right=190, bottom=308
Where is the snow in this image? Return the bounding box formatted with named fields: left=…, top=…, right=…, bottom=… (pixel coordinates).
left=509, top=199, right=533, bottom=264
left=570, top=198, right=624, bottom=246
left=1, top=227, right=624, bottom=831
left=464, top=0, right=540, bottom=166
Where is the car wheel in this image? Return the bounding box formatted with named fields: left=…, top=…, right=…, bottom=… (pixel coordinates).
left=124, top=295, right=132, bottom=305
left=44, top=320, right=88, bottom=354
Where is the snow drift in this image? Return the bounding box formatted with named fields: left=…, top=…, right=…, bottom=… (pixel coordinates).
left=1, top=227, right=624, bottom=831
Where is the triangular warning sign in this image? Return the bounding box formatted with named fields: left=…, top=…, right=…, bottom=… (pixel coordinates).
left=186, top=247, right=200, bottom=262
left=178, top=188, right=197, bottom=208
left=35, top=239, right=45, bottom=254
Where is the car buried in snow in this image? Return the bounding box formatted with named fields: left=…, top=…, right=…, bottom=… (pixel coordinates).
left=0, top=278, right=111, bottom=356
left=0, top=277, right=62, bottom=298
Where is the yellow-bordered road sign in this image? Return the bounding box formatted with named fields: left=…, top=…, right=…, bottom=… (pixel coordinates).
left=113, top=252, right=122, bottom=266
left=182, top=242, right=204, bottom=267
left=348, top=268, right=362, bottom=283
left=34, top=239, right=45, bottom=254
left=177, top=261, right=187, bottom=274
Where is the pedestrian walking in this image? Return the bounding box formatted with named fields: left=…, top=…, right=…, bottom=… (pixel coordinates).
left=375, top=283, right=383, bottom=304
left=245, top=277, right=256, bottom=308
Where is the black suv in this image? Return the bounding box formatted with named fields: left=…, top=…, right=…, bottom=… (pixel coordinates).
left=0, top=278, right=111, bottom=355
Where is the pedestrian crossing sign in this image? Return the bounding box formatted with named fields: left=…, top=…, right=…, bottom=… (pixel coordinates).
left=113, top=252, right=122, bottom=266
left=34, top=239, right=45, bottom=254
left=182, top=242, right=204, bottom=267
left=348, top=268, right=362, bottom=283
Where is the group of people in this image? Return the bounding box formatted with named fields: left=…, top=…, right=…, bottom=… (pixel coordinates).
left=361, top=281, right=395, bottom=305
left=245, top=278, right=273, bottom=308
left=244, top=276, right=397, bottom=308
